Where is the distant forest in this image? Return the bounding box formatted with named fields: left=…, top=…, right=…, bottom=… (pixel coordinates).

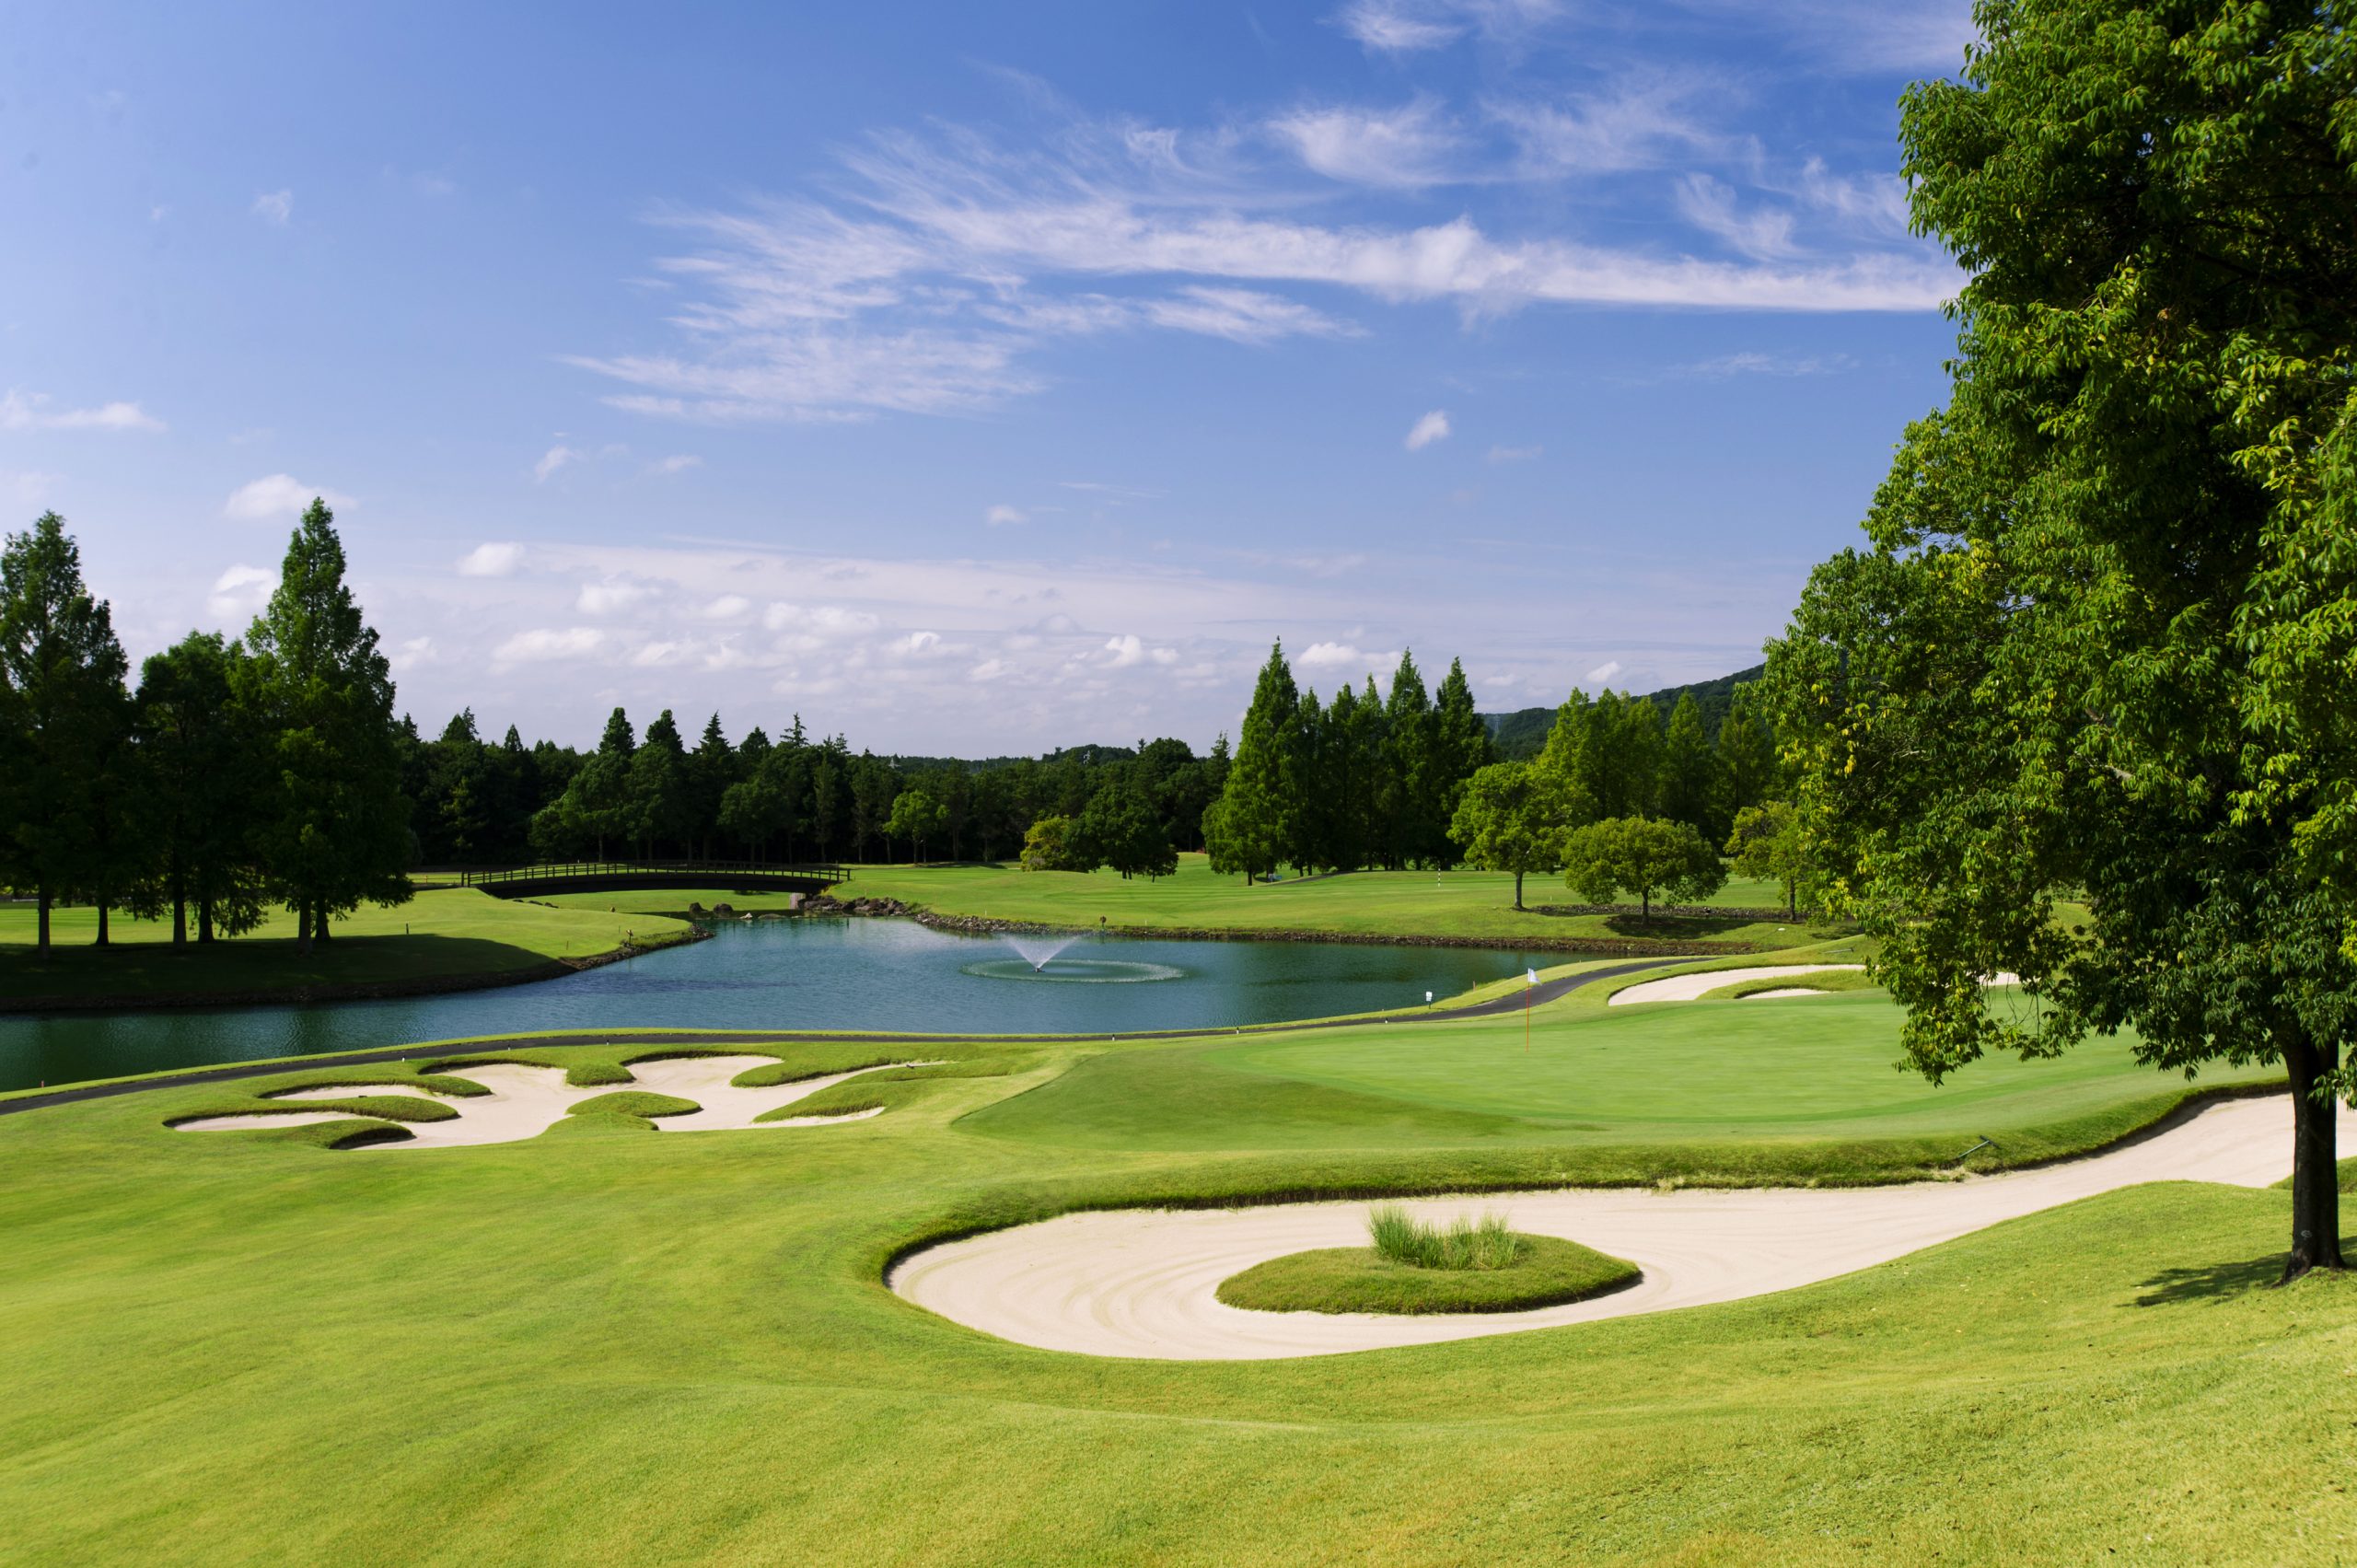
left=1482, top=665, right=1767, bottom=760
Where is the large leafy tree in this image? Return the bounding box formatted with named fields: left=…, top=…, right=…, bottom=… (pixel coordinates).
left=1765, top=0, right=2357, bottom=1277
left=239, top=500, right=412, bottom=948
left=1448, top=761, right=1567, bottom=911
left=1562, top=816, right=1724, bottom=922
left=1655, top=692, right=1720, bottom=840
left=0, top=514, right=134, bottom=953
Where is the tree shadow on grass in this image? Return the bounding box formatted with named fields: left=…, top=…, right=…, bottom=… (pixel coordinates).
left=2133, top=1253, right=2282, bottom=1306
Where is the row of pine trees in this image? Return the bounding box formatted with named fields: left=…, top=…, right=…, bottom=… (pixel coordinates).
left=0, top=506, right=408, bottom=953
left=1202, top=642, right=1787, bottom=882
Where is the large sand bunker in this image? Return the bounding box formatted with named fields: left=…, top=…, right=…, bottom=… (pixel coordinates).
left=172, top=1056, right=926, bottom=1148
left=1608, top=964, right=1867, bottom=1005
left=890, top=1093, right=2354, bottom=1361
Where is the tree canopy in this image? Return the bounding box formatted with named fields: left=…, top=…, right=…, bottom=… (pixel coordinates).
left=1765, top=0, right=2357, bottom=1277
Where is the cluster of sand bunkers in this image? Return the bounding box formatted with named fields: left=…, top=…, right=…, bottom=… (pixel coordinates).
left=171, top=1056, right=926, bottom=1147
left=170, top=969, right=2340, bottom=1363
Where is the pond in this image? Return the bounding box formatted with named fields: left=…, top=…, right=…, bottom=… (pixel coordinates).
left=0, top=917, right=1561, bottom=1091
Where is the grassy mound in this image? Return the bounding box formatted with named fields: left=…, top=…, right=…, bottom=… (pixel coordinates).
left=566, top=1091, right=698, bottom=1120
left=1220, top=1231, right=1638, bottom=1315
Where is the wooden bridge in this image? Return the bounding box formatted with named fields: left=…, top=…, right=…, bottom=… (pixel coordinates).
left=453, top=861, right=848, bottom=900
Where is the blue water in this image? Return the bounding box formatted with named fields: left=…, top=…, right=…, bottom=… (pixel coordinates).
left=0, top=918, right=1557, bottom=1090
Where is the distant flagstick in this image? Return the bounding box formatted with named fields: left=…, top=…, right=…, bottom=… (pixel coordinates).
left=1525, top=967, right=1538, bottom=1052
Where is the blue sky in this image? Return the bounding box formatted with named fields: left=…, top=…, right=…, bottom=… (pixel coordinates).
left=3, top=0, right=1972, bottom=752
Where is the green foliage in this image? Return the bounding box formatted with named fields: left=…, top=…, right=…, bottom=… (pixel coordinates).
left=1019, top=814, right=1087, bottom=872
left=0, top=513, right=134, bottom=949
left=1761, top=0, right=2357, bottom=1269
left=1205, top=642, right=1298, bottom=883
left=1724, top=801, right=1817, bottom=919
left=1073, top=781, right=1176, bottom=879
left=1366, top=1202, right=1517, bottom=1270
left=884, top=788, right=947, bottom=861
left=1562, top=816, right=1725, bottom=919
left=238, top=500, right=412, bottom=947
left=1446, top=761, right=1567, bottom=910
left=1217, top=1232, right=1638, bottom=1315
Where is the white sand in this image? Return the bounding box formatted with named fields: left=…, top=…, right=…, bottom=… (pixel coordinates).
left=1608, top=964, right=1866, bottom=1005
left=1737, top=987, right=1827, bottom=1000
left=174, top=1056, right=929, bottom=1148
left=888, top=1093, right=2355, bottom=1361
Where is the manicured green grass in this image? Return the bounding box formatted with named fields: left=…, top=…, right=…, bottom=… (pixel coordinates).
left=964, top=989, right=2277, bottom=1163
left=0, top=889, right=692, bottom=1005
left=0, top=1021, right=2346, bottom=1565
left=816, top=855, right=1843, bottom=948
left=568, top=1090, right=699, bottom=1119
left=1368, top=1202, right=1520, bottom=1268
left=1218, top=1230, right=1640, bottom=1314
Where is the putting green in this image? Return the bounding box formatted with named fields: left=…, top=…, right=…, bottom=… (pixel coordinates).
left=964, top=992, right=2276, bottom=1153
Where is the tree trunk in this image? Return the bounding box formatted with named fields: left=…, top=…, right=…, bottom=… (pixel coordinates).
left=1642, top=889, right=1653, bottom=921
left=36, top=889, right=49, bottom=956
left=316, top=900, right=331, bottom=944
left=199, top=898, right=215, bottom=945
left=1513, top=869, right=1525, bottom=912
left=171, top=873, right=187, bottom=947
left=296, top=900, right=313, bottom=955
left=95, top=900, right=110, bottom=947
left=2281, top=1031, right=2345, bottom=1283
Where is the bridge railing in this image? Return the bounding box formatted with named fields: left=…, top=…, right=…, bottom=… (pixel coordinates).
left=455, top=860, right=847, bottom=889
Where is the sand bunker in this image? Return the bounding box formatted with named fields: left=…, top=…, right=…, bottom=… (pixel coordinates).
left=172, top=1056, right=928, bottom=1149
left=890, top=1093, right=2355, bottom=1361
left=1608, top=964, right=1866, bottom=1005
left=1739, top=987, right=1828, bottom=1000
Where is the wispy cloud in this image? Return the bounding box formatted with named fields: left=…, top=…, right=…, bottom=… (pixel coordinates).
left=1675, top=350, right=1854, bottom=378
left=533, top=445, right=581, bottom=482
left=572, top=111, right=1952, bottom=425
left=250, top=189, right=293, bottom=225
left=0, top=389, right=165, bottom=432
left=1332, top=0, right=1562, bottom=53
left=647, top=453, right=702, bottom=476
left=1271, top=99, right=1467, bottom=187
left=224, top=473, right=352, bottom=521
left=1485, top=442, right=1541, bottom=462
left=207, top=563, right=276, bottom=620
left=985, top=504, right=1028, bottom=526
left=1404, top=410, right=1451, bottom=450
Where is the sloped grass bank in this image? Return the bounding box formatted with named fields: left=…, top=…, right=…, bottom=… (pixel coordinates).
left=1218, top=1232, right=1639, bottom=1315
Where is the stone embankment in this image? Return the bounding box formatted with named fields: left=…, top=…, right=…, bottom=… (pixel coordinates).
left=794, top=894, right=1750, bottom=958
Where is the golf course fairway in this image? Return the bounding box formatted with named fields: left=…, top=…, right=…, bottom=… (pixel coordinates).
left=1, top=993, right=2348, bottom=1565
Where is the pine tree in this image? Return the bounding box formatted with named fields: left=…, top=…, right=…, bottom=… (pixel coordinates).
left=0, top=514, right=134, bottom=953
left=1428, top=657, right=1491, bottom=865
left=1380, top=651, right=1433, bottom=866
left=238, top=499, right=412, bottom=950
left=1713, top=681, right=1779, bottom=825
left=1655, top=692, right=1721, bottom=838
left=1206, top=642, right=1297, bottom=883
left=131, top=632, right=265, bottom=945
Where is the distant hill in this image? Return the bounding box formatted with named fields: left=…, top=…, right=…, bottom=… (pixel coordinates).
left=1482, top=663, right=1768, bottom=760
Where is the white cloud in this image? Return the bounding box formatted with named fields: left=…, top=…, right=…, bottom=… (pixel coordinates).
left=1491, top=78, right=1724, bottom=177
left=1271, top=99, right=1465, bottom=188
left=207, top=563, right=276, bottom=621
left=391, top=636, right=438, bottom=671
left=1300, top=640, right=1399, bottom=673
left=572, top=116, right=1950, bottom=424
left=1486, top=443, right=1541, bottom=462
left=576, top=577, right=653, bottom=615
left=1677, top=351, right=1852, bottom=378
left=900, top=630, right=945, bottom=656
left=1404, top=410, right=1452, bottom=450
left=985, top=504, right=1027, bottom=526
left=1102, top=633, right=1176, bottom=669
left=457, top=541, right=526, bottom=578
left=647, top=453, right=702, bottom=475
left=224, top=474, right=353, bottom=521
left=1675, top=174, right=1798, bottom=261
left=969, top=657, right=1010, bottom=681
left=493, top=627, right=605, bottom=664
left=533, top=445, right=581, bottom=483
left=1332, top=0, right=1560, bottom=52
left=705, top=594, right=752, bottom=621
left=1586, top=658, right=1625, bottom=685
left=0, top=389, right=165, bottom=432
left=251, top=189, right=292, bottom=225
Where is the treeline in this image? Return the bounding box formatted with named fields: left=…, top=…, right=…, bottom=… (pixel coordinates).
left=0, top=507, right=408, bottom=953
left=1202, top=641, right=1794, bottom=905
